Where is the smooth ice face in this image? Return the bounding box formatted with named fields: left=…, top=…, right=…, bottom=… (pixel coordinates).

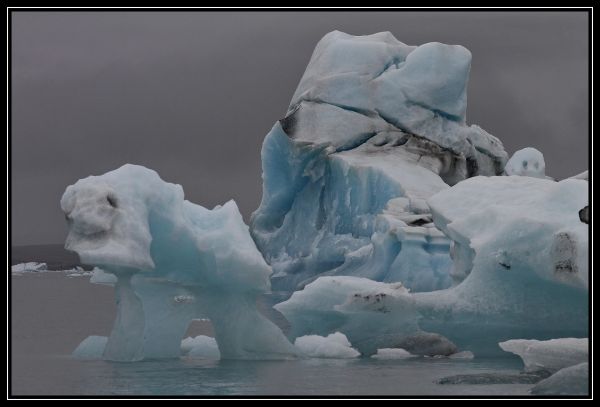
left=504, top=147, right=546, bottom=178
left=251, top=31, right=508, bottom=293
left=499, top=338, right=588, bottom=373
left=63, top=164, right=297, bottom=361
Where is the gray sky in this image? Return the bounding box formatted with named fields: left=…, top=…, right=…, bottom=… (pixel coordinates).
left=11, top=11, right=589, bottom=246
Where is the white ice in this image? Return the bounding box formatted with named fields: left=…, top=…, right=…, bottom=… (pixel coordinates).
left=371, top=348, right=416, bottom=359
left=181, top=335, right=221, bottom=359
left=294, top=332, right=360, bottom=359
left=504, top=147, right=546, bottom=178
left=499, top=338, right=588, bottom=372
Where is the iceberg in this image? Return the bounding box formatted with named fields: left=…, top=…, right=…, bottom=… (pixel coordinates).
left=11, top=262, right=48, bottom=273
left=61, top=164, right=298, bottom=361
left=276, top=176, right=588, bottom=356
left=371, top=348, right=416, bottom=360
left=250, top=31, right=508, bottom=294
left=498, top=338, right=588, bottom=373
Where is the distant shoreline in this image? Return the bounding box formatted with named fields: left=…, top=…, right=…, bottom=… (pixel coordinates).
left=10, top=244, right=91, bottom=270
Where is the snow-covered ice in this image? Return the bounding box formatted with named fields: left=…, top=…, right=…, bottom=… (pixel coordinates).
left=294, top=332, right=360, bottom=359
left=504, top=147, right=546, bottom=178
left=62, top=164, right=298, bottom=361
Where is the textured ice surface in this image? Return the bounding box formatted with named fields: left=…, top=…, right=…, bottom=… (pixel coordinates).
left=529, top=363, right=589, bottom=395
left=499, top=338, right=588, bottom=373
left=294, top=332, right=360, bottom=359
left=181, top=336, right=221, bottom=359
left=504, top=147, right=546, bottom=178
left=251, top=31, right=507, bottom=293
left=62, top=164, right=297, bottom=361
left=277, top=176, right=588, bottom=356
left=371, top=348, right=416, bottom=359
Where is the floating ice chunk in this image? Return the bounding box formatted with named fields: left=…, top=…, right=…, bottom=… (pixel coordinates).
left=89, top=268, right=117, bottom=285
left=371, top=348, right=416, bottom=359
left=504, top=147, right=546, bottom=178
left=277, top=276, right=426, bottom=356
left=529, top=363, right=589, bottom=395
left=62, top=164, right=298, bottom=361
left=11, top=262, right=48, bottom=273
left=181, top=335, right=220, bottom=359
left=499, top=338, right=588, bottom=373
left=72, top=335, right=108, bottom=359
left=448, top=350, right=475, bottom=360
left=294, top=332, right=360, bottom=359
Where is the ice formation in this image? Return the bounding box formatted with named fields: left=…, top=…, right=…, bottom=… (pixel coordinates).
left=11, top=262, right=48, bottom=273
left=529, top=363, right=589, bottom=395
left=61, top=164, right=298, bottom=361
left=294, top=332, right=360, bottom=358
left=181, top=335, right=221, bottom=359
left=371, top=348, right=416, bottom=360
left=504, top=147, right=546, bottom=178
left=250, top=31, right=508, bottom=293
left=276, top=176, right=588, bottom=356
left=58, top=31, right=588, bottom=372
left=499, top=338, right=588, bottom=373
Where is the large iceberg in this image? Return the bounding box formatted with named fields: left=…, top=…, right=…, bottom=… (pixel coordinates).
left=250, top=31, right=508, bottom=293
left=61, top=164, right=298, bottom=361
left=276, top=176, right=589, bottom=356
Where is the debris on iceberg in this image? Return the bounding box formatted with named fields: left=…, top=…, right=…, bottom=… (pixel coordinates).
left=503, top=147, right=546, bottom=178
left=275, top=276, right=456, bottom=356
left=250, top=31, right=508, bottom=293
left=294, top=332, right=360, bottom=359
left=499, top=338, right=588, bottom=373
left=181, top=335, right=221, bottom=359
left=529, top=363, right=589, bottom=395
left=61, top=164, right=298, bottom=361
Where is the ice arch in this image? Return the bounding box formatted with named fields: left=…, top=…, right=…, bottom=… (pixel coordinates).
left=61, top=164, right=298, bottom=361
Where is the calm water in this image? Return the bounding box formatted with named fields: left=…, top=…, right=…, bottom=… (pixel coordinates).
left=11, top=273, right=532, bottom=396
left=13, top=353, right=533, bottom=396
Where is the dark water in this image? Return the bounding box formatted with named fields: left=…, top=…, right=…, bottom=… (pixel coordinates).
left=10, top=273, right=532, bottom=396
